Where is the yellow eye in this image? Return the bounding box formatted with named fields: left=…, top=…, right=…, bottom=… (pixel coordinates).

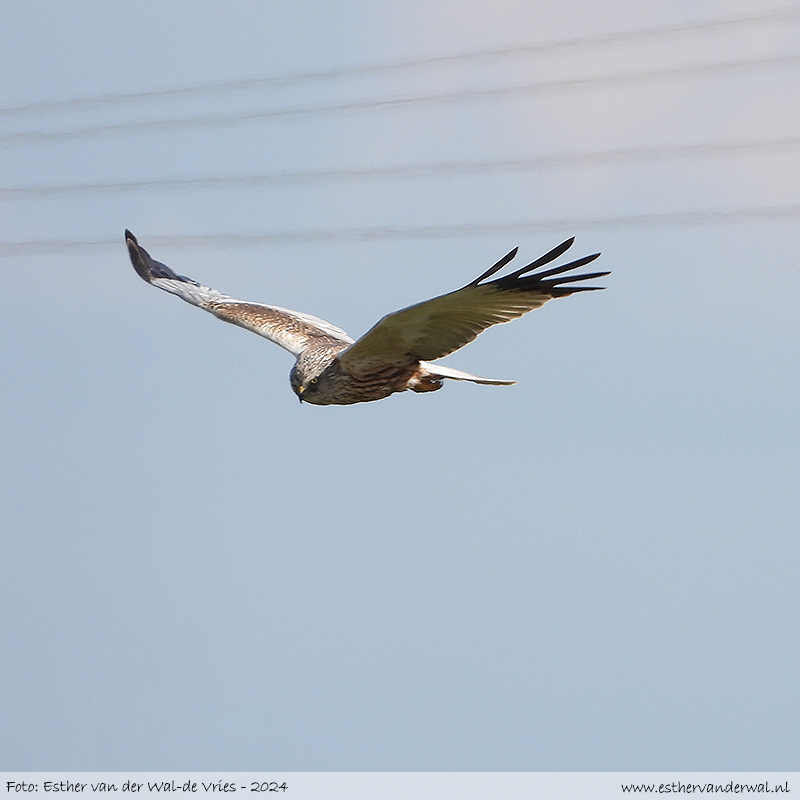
left=310, top=378, right=318, bottom=384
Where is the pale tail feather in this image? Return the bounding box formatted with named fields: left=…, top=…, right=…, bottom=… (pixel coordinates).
left=419, top=361, right=516, bottom=386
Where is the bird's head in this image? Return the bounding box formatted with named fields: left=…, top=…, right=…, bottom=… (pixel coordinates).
left=289, top=358, right=329, bottom=404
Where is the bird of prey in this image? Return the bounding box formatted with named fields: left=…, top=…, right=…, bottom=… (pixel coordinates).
left=125, top=230, right=607, bottom=405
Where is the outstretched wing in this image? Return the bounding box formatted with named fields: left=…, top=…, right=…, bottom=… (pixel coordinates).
left=125, top=231, right=353, bottom=356
left=337, top=238, right=607, bottom=372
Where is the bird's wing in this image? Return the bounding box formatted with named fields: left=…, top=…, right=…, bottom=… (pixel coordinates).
left=125, top=231, right=354, bottom=356
left=337, top=238, right=607, bottom=373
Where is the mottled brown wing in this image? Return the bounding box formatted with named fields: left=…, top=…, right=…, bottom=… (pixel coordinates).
left=126, top=231, right=353, bottom=356
left=337, top=238, right=607, bottom=374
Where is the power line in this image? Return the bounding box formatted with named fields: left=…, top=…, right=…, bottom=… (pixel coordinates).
left=2, top=5, right=798, bottom=117
left=3, top=204, right=799, bottom=255
left=3, top=53, right=799, bottom=147
left=3, top=137, right=799, bottom=199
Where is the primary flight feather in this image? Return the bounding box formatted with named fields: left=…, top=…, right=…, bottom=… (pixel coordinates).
left=125, top=230, right=607, bottom=405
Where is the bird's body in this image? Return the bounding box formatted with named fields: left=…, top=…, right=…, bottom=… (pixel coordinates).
left=125, top=231, right=607, bottom=405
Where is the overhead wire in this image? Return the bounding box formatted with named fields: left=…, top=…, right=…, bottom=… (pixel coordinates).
left=3, top=205, right=800, bottom=255
left=3, top=53, right=799, bottom=146
left=3, top=137, right=800, bottom=199
left=1, top=5, right=798, bottom=117
left=2, top=9, right=797, bottom=251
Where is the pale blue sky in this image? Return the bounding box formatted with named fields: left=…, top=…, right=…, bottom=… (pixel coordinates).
left=2, top=0, right=798, bottom=771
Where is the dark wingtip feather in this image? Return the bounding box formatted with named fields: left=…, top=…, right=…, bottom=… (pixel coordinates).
left=550, top=285, right=607, bottom=296
left=124, top=232, right=197, bottom=287
left=505, top=237, right=575, bottom=279
left=467, top=247, right=519, bottom=287
left=534, top=252, right=601, bottom=279
left=125, top=230, right=159, bottom=283
left=469, top=239, right=607, bottom=297
left=542, top=269, right=609, bottom=286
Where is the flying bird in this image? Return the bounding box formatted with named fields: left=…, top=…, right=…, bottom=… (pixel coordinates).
left=125, top=230, right=607, bottom=405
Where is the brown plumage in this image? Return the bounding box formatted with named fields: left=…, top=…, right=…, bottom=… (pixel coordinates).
left=125, top=230, right=608, bottom=405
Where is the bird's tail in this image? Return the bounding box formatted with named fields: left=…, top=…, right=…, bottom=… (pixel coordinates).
left=419, top=361, right=516, bottom=386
